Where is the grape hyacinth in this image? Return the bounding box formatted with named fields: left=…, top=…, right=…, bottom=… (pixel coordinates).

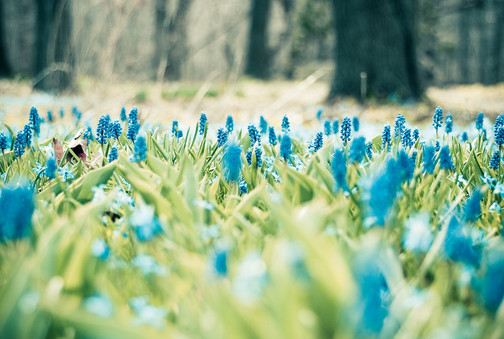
left=439, top=146, right=455, bottom=170
left=476, top=112, right=484, bottom=131
left=59, top=108, right=64, bottom=118
left=464, top=190, right=482, bottom=223
left=461, top=132, right=468, bottom=143
left=46, top=157, right=57, bottom=179
left=280, top=134, right=292, bottom=161
left=331, top=149, right=348, bottom=193
left=445, top=114, right=453, bottom=134
left=226, top=115, right=234, bottom=133
left=340, top=117, right=352, bottom=145
left=248, top=124, right=259, bottom=145
left=14, top=131, right=25, bottom=158
left=109, top=120, right=122, bottom=140
left=259, top=116, right=268, bottom=134
left=23, top=124, right=32, bottom=148
left=29, top=106, right=40, bottom=136
left=0, top=132, right=7, bottom=153
left=171, top=121, right=178, bottom=136
left=120, top=107, right=127, bottom=122
left=413, top=128, right=420, bottom=142
left=353, top=116, right=360, bottom=132
left=268, top=126, right=277, bottom=146
left=435, top=140, right=440, bottom=152
left=310, top=132, right=323, bottom=153
left=381, top=124, right=391, bottom=152
left=199, top=112, right=207, bottom=135
left=47, top=110, right=53, bottom=123
left=316, top=108, right=323, bottom=121
left=246, top=149, right=253, bottom=166
left=332, top=120, right=339, bottom=135
left=366, top=142, right=373, bottom=159
left=127, top=107, right=139, bottom=142
left=97, top=115, right=111, bottom=145
left=133, top=136, right=147, bottom=163
left=402, top=128, right=412, bottom=148
left=255, top=146, right=262, bottom=167
left=324, top=120, right=331, bottom=136
left=489, top=150, right=500, bottom=170
left=433, top=106, right=443, bottom=133
left=0, top=183, right=35, bottom=241
left=281, top=115, right=290, bottom=133
left=223, top=143, right=242, bottom=182
left=349, top=137, right=366, bottom=163
left=423, top=146, right=436, bottom=174
left=394, top=114, right=406, bottom=140
left=239, top=180, right=248, bottom=195
left=494, top=115, right=504, bottom=140
left=108, top=146, right=119, bottom=162
left=217, top=128, right=228, bottom=147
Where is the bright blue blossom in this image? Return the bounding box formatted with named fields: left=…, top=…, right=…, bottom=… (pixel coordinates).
left=91, top=238, right=110, bottom=261
left=353, top=116, right=360, bottom=132
left=199, top=112, right=207, bottom=135
left=490, top=150, right=500, bottom=170
left=476, top=112, right=484, bottom=131
left=494, top=115, right=504, bottom=141
left=57, top=165, right=75, bottom=182
left=368, top=158, right=401, bottom=226
left=130, top=205, right=163, bottom=241
left=324, top=120, right=331, bottom=136
left=461, top=131, right=468, bottom=142
left=464, top=189, right=482, bottom=223
left=47, top=110, right=53, bottom=123
left=332, top=119, right=339, bottom=135
left=239, top=180, right=248, bottom=195
left=133, top=136, right=147, bottom=162
left=340, top=117, right=352, bottom=145
left=14, top=131, right=25, bottom=158
left=0, top=132, right=8, bottom=152
left=281, top=115, right=290, bottom=133
left=226, top=115, right=234, bottom=133
left=171, top=120, right=178, bottom=136
left=444, top=216, right=482, bottom=266
left=0, top=184, right=35, bottom=241
left=435, top=140, right=440, bottom=152
left=413, top=128, right=420, bottom=142
left=331, top=149, right=348, bottom=192
left=394, top=113, right=406, bottom=140
left=259, top=116, right=268, bottom=134
left=23, top=124, right=32, bottom=147
left=213, top=249, right=228, bottom=276
left=177, top=130, right=183, bottom=140
left=246, top=149, right=252, bottom=166
left=397, top=150, right=414, bottom=182
left=381, top=124, right=391, bottom=152
left=96, top=115, right=110, bottom=145
left=108, top=146, right=118, bottom=162
left=217, top=128, right=228, bottom=147
left=402, top=128, right=413, bottom=148
left=445, top=114, right=453, bottom=134
left=59, top=108, right=64, bottom=118
left=109, top=120, right=122, bottom=139
left=29, top=107, right=40, bottom=136
left=439, top=146, right=455, bottom=170
left=310, top=132, right=323, bottom=153
left=349, top=137, right=366, bottom=163
left=223, top=143, right=242, bottom=182
left=423, top=146, right=436, bottom=174
left=255, top=146, right=262, bottom=167
left=280, top=134, right=292, bottom=161
left=120, top=106, right=127, bottom=121
left=127, top=107, right=139, bottom=142
left=83, top=126, right=94, bottom=144
left=496, top=126, right=504, bottom=147
left=316, top=108, right=323, bottom=121
left=476, top=248, right=504, bottom=313
left=46, top=157, right=57, bottom=179
left=268, top=126, right=277, bottom=146
left=248, top=124, right=259, bottom=145
left=432, top=106, right=443, bottom=131
left=366, top=142, right=373, bottom=159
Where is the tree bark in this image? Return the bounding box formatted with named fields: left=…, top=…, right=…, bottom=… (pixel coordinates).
left=164, top=0, right=192, bottom=81
left=458, top=3, right=471, bottom=84
left=489, top=0, right=503, bottom=84
left=153, top=0, right=168, bottom=81
left=34, top=0, right=74, bottom=92
left=0, top=1, right=12, bottom=78
left=245, top=0, right=272, bottom=79
left=329, top=0, right=422, bottom=100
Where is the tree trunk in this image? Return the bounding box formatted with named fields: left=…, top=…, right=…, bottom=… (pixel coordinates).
left=245, top=0, right=272, bottom=79
left=489, top=0, right=503, bottom=84
left=477, top=0, right=488, bottom=84
left=0, top=1, right=12, bottom=78
left=458, top=3, right=470, bottom=84
left=34, top=0, right=74, bottom=92
left=153, top=0, right=168, bottom=81
left=329, top=0, right=422, bottom=100
left=164, top=0, right=192, bottom=81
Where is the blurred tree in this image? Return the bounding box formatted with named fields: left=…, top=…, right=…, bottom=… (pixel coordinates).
left=329, top=0, right=422, bottom=100
left=164, top=0, right=193, bottom=81
left=489, top=0, right=504, bottom=84
left=153, top=0, right=168, bottom=81
left=245, top=0, right=273, bottom=79
left=33, top=0, right=74, bottom=92
left=0, top=2, right=12, bottom=78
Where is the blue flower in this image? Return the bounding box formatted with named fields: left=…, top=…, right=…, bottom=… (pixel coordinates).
left=57, top=165, right=75, bottom=182
left=316, top=108, right=323, bottom=121
left=366, top=142, right=373, bottom=159
left=31, top=162, right=46, bottom=176
left=323, top=120, right=331, bottom=136
left=432, top=106, right=443, bottom=131
left=130, top=205, right=163, bottom=241
left=435, top=140, right=440, bottom=152
left=109, top=120, right=122, bottom=139
left=439, top=146, right=455, bottom=170
left=310, top=132, right=323, bottom=153
left=29, top=106, right=40, bottom=136
left=397, top=150, right=414, bottom=182
left=0, top=132, right=8, bottom=152
left=413, top=128, right=420, bottom=142
left=461, top=131, right=468, bottom=142
left=445, top=114, right=453, bottom=134
left=368, top=158, right=401, bottom=226
left=226, top=115, right=234, bottom=133
left=223, top=143, right=242, bottom=182
left=217, top=128, right=228, bottom=147
left=331, top=149, right=348, bottom=192
left=177, top=130, right=183, bottom=140
left=255, top=146, right=263, bottom=167
left=349, top=136, right=366, bottom=163
left=213, top=249, right=228, bottom=276
left=401, top=128, right=413, bottom=148
left=127, top=107, right=139, bottom=142
left=47, top=110, right=53, bottom=123
left=46, top=157, right=57, bottom=179
left=280, top=134, right=292, bottom=161
left=133, top=136, right=147, bottom=162
left=108, top=146, right=118, bottom=162
left=259, top=116, right=268, bottom=134
left=120, top=106, right=127, bottom=122
left=199, top=112, right=207, bottom=135
left=476, top=112, right=484, bottom=131
left=59, top=108, right=64, bottom=118
left=332, top=119, right=339, bottom=135
left=268, top=126, right=277, bottom=146
left=476, top=248, right=504, bottom=313
left=494, top=115, right=504, bottom=141
left=423, top=146, right=436, bottom=174
left=91, top=238, right=110, bottom=261
left=490, top=150, right=500, bottom=170
left=496, top=126, right=504, bottom=147
left=0, top=183, right=35, bottom=241
left=353, top=116, right=360, bottom=132
left=381, top=124, right=391, bottom=152
left=246, top=149, right=253, bottom=166
left=464, top=189, right=482, bottom=223
left=281, top=115, right=290, bottom=133
left=96, top=115, right=111, bottom=145
left=239, top=180, right=248, bottom=194
left=403, top=213, right=433, bottom=253
left=83, top=126, right=94, bottom=144
left=171, top=120, right=178, bottom=136
left=14, top=131, right=25, bottom=158
left=394, top=113, right=406, bottom=140
left=248, top=124, right=259, bottom=145
left=23, top=124, right=32, bottom=147
left=340, top=117, right=352, bottom=145
left=444, top=216, right=482, bottom=266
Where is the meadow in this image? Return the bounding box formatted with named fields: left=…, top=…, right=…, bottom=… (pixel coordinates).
left=0, top=105, right=503, bottom=338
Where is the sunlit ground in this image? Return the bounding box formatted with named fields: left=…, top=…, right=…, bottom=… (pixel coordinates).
left=1, top=77, right=503, bottom=130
